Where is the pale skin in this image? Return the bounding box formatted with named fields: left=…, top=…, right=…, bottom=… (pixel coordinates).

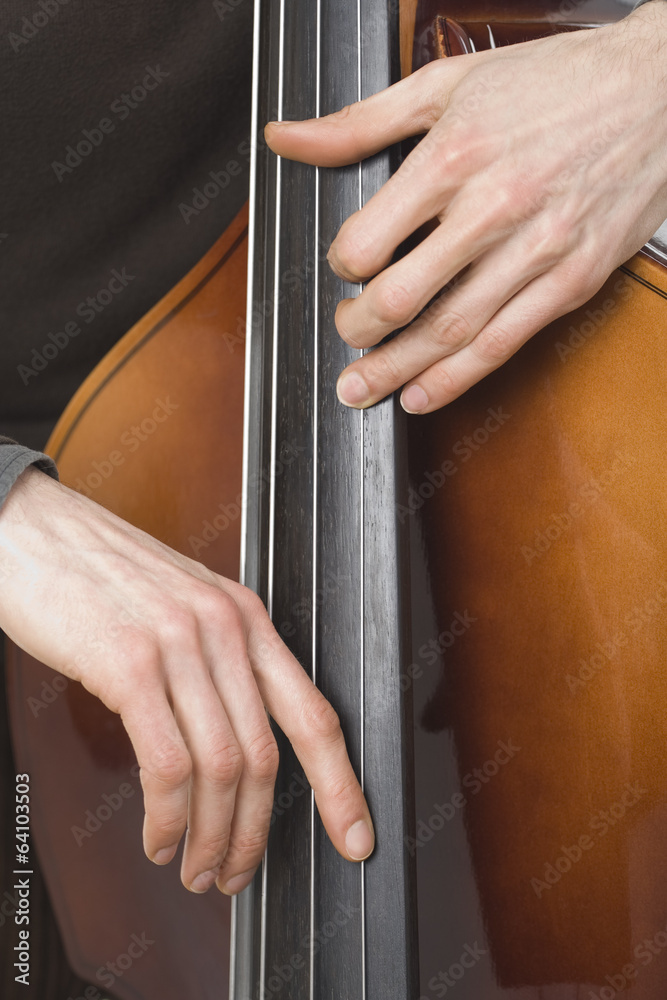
left=1, top=3, right=666, bottom=900
left=266, top=2, right=667, bottom=414
left=0, top=468, right=375, bottom=896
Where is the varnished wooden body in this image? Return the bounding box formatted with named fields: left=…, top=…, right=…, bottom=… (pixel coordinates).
left=411, top=1, right=667, bottom=994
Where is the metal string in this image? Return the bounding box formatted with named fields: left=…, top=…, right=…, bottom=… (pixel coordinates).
left=259, top=0, right=287, bottom=996
left=356, top=0, right=368, bottom=993
left=231, top=0, right=264, bottom=992
left=310, top=0, right=322, bottom=995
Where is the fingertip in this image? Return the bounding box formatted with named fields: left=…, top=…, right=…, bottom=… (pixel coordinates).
left=151, top=844, right=178, bottom=866
left=327, top=247, right=364, bottom=284
left=344, top=818, right=375, bottom=862
left=219, top=867, right=258, bottom=896
left=337, top=371, right=371, bottom=409
left=401, top=384, right=429, bottom=414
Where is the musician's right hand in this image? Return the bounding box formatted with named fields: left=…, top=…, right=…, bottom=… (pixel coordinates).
left=0, top=466, right=375, bottom=896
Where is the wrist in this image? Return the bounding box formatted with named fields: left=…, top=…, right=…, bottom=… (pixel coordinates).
left=0, top=466, right=62, bottom=539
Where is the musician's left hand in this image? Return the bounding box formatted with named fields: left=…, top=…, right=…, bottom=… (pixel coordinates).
left=265, top=2, right=667, bottom=413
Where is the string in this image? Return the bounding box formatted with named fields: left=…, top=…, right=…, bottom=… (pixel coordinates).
left=259, top=0, right=287, bottom=996
left=356, top=0, right=368, bottom=993
left=231, top=0, right=263, bottom=992
left=310, top=0, right=322, bottom=995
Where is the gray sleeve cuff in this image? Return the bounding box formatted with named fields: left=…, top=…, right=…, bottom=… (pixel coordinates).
left=0, top=439, right=59, bottom=508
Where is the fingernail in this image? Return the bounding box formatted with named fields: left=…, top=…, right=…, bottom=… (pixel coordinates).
left=152, top=844, right=178, bottom=865
left=401, top=385, right=429, bottom=413
left=190, top=867, right=221, bottom=894
left=337, top=372, right=370, bottom=408
left=345, top=819, right=375, bottom=861
left=221, top=869, right=257, bottom=896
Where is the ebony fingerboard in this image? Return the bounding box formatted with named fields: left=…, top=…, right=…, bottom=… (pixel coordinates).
left=232, top=2, right=419, bottom=998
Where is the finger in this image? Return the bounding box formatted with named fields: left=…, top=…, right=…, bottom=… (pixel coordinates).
left=246, top=607, right=375, bottom=863
left=264, top=58, right=465, bottom=167
left=203, top=647, right=279, bottom=896
left=333, top=197, right=512, bottom=357
left=120, top=679, right=192, bottom=869
left=168, top=656, right=244, bottom=894
left=335, top=226, right=549, bottom=408
left=400, top=264, right=596, bottom=412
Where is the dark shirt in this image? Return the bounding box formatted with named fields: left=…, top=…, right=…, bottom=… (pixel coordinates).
left=0, top=0, right=253, bottom=451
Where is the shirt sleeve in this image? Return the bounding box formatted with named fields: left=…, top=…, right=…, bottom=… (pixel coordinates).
left=0, top=437, right=59, bottom=508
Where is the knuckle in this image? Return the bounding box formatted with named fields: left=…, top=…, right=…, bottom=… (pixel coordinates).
left=474, top=322, right=516, bottom=363
left=205, top=742, right=244, bottom=786
left=244, top=732, right=280, bottom=785
left=413, top=60, right=450, bottom=127
left=372, top=280, right=414, bottom=328
left=325, top=773, right=361, bottom=810
left=366, top=347, right=404, bottom=388
left=528, top=213, right=575, bottom=267
left=328, top=101, right=356, bottom=123
left=195, top=585, right=242, bottom=628
left=302, top=691, right=343, bottom=745
left=431, top=127, right=483, bottom=181
left=333, top=219, right=376, bottom=280
left=121, top=632, right=160, bottom=674
left=158, top=604, right=199, bottom=646
left=336, top=316, right=364, bottom=349
left=146, top=744, right=192, bottom=788
left=488, top=180, right=526, bottom=227
left=558, top=251, right=602, bottom=307
left=428, top=362, right=459, bottom=398
left=425, top=307, right=473, bottom=352
left=227, top=827, right=268, bottom=861
left=241, top=586, right=271, bottom=624
left=149, top=816, right=183, bottom=841
left=194, top=833, right=230, bottom=866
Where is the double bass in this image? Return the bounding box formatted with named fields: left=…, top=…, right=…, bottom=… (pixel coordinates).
left=5, top=0, right=667, bottom=996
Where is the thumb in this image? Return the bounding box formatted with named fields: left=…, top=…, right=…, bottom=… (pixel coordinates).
left=264, top=59, right=463, bottom=167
